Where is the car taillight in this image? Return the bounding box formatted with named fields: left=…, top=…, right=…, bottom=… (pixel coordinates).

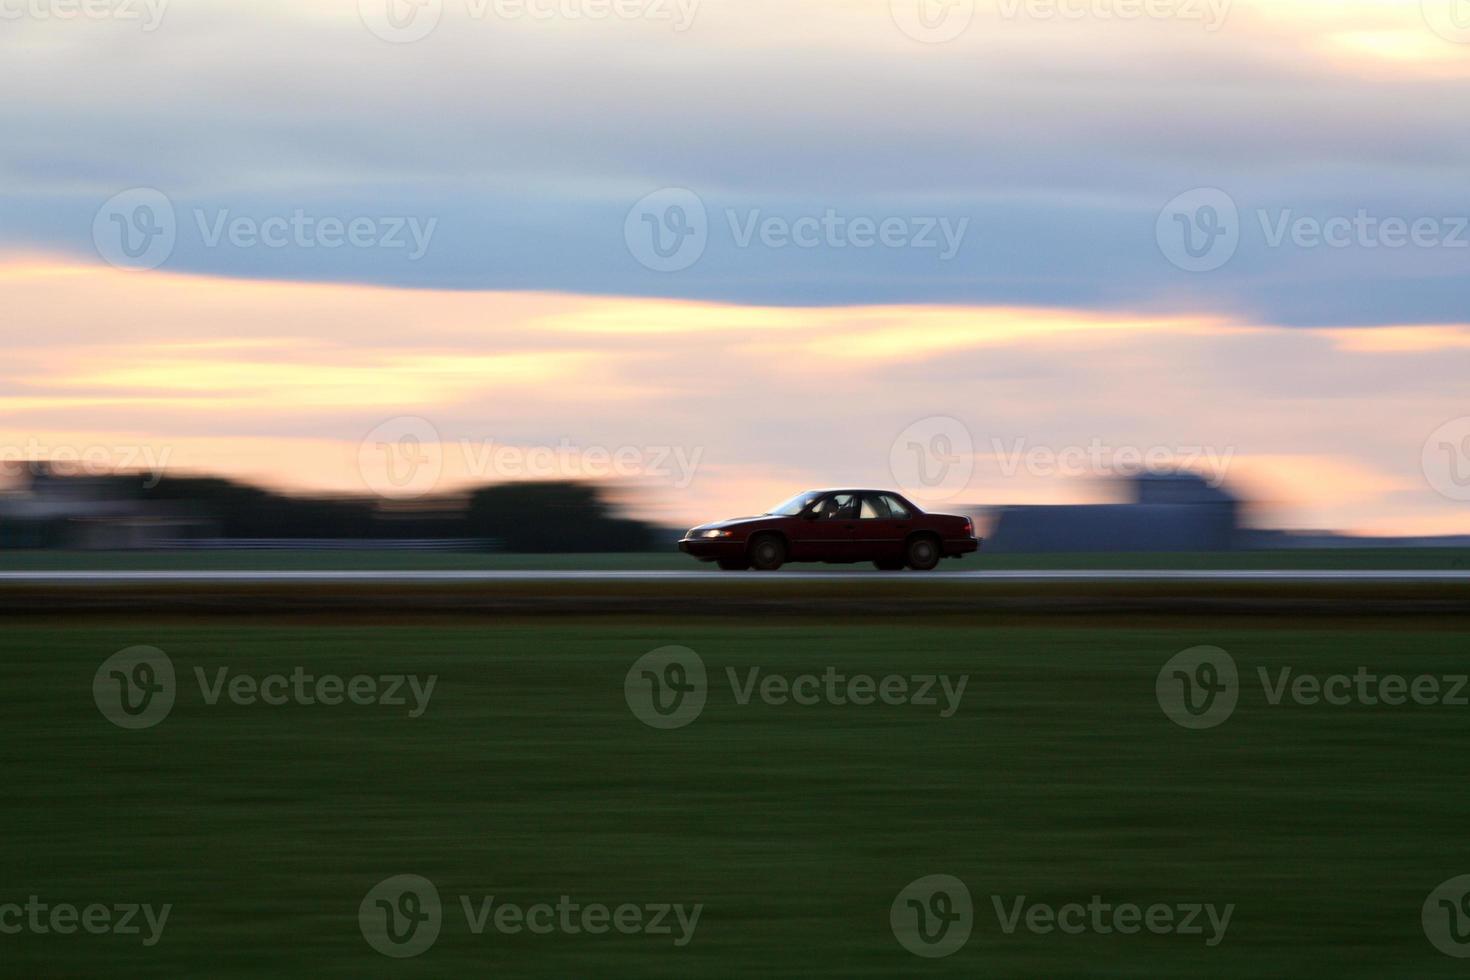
left=964, top=518, right=974, bottom=537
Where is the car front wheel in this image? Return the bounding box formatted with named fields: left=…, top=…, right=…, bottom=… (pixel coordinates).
left=905, top=536, right=940, bottom=571
left=749, top=534, right=786, bottom=571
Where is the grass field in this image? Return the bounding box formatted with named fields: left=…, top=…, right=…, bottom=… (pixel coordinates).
left=1, top=547, right=1467, bottom=571
left=3, top=617, right=1469, bottom=976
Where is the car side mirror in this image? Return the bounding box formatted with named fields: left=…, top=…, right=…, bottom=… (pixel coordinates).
left=800, top=510, right=818, bottom=521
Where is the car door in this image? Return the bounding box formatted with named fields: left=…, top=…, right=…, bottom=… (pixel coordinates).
left=855, top=493, right=909, bottom=562
left=792, top=492, right=860, bottom=561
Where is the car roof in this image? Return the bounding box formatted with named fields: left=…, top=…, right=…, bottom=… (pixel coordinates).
left=802, top=488, right=908, bottom=496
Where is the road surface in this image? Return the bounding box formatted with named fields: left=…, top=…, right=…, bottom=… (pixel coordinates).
left=0, top=570, right=1466, bottom=584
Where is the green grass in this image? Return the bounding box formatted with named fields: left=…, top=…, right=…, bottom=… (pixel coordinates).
left=2, top=619, right=1468, bottom=976
left=0, top=547, right=1467, bottom=571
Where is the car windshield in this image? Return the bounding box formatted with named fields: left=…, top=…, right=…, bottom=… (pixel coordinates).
left=767, top=491, right=822, bottom=516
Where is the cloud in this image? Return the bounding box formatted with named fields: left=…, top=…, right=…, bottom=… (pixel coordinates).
left=0, top=258, right=1464, bottom=533
left=0, top=0, right=1466, bottom=321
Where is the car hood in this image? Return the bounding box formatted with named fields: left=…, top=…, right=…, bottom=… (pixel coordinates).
left=692, top=515, right=778, bottom=532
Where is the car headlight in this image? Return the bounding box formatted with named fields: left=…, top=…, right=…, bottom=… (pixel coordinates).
left=701, top=529, right=733, bottom=538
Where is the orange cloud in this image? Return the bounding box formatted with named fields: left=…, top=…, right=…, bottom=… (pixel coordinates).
left=1, top=257, right=1466, bottom=536
left=1320, top=325, right=1470, bottom=353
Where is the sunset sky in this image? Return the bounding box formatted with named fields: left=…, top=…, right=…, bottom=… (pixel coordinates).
left=1, top=0, right=1467, bottom=533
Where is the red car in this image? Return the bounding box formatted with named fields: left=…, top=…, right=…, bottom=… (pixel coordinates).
left=679, top=489, right=980, bottom=571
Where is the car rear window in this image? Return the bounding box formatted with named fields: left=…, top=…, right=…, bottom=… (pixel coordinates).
left=879, top=494, right=911, bottom=519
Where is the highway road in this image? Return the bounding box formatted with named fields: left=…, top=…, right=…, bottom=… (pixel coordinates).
left=0, top=570, right=1467, bottom=584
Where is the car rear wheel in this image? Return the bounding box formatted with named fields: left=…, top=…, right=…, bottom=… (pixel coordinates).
left=716, top=558, right=751, bottom=571
left=873, top=560, right=905, bottom=571
left=905, top=535, right=940, bottom=571
left=749, top=534, right=786, bottom=571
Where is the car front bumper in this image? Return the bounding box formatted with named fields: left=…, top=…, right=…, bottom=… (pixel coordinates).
left=678, top=537, right=746, bottom=560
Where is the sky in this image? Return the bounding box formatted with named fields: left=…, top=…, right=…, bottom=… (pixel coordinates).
left=1, top=0, right=1467, bottom=532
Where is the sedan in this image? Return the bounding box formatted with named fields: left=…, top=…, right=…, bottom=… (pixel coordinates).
left=678, top=489, right=980, bottom=571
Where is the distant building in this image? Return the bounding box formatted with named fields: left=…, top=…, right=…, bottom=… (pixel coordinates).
left=0, top=464, right=209, bottom=549
left=980, top=472, right=1240, bottom=553
left=0, top=464, right=657, bottom=552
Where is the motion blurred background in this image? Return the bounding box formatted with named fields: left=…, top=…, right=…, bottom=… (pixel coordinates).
left=4, top=3, right=1470, bottom=978
left=1, top=0, right=1468, bottom=545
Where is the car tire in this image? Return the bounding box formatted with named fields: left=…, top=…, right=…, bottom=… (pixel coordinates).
left=716, top=558, right=751, bottom=571
left=749, top=534, right=786, bottom=571
left=905, top=535, right=940, bottom=571
left=873, top=560, right=905, bottom=571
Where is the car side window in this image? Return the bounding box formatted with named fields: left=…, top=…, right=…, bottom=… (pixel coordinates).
left=826, top=494, right=858, bottom=519
left=859, top=495, right=887, bottom=519
left=880, top=494, right=912, bottom=519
